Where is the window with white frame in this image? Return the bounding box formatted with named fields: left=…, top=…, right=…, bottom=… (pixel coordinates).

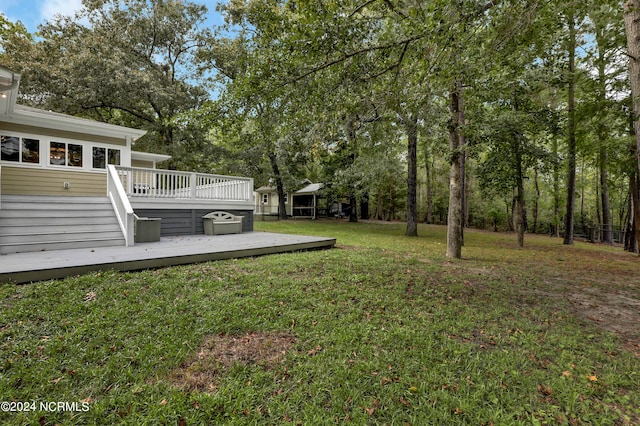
left=68, top=143, right=83, bottom=167
left=92, top=147, right=121, bottom=169
left=108, top=148, right=121, bottom=166
left=262, top=193, right=269, bottom=204
left=283, top=193, right=288, bottom=204
left=1, top=135, right=40, bottom=164
left=2, top=132, right=125, bottom=171
left=50, top=141, right=83, bottom=167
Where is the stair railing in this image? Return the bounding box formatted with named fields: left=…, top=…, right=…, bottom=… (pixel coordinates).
left=107, top=164, right=134, bottom=246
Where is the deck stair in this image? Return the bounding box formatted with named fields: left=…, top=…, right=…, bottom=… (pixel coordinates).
left=0, top=195, right=125, bottom=254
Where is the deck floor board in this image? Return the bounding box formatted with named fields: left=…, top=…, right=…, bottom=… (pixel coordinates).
left=0, top=232, right=336, bottom=284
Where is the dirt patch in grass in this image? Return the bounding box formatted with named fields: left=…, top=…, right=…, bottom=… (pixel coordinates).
left=526, top=283, right=640, bottom=352
left=522, top=279, right=640, bottom=353
left=535, top=248, right=640, bottom=353
left=566, top=289, right=640, bottom=352
left=167, top=331, right=296, bottom=393
left=454, top=243, right=640, bottom=354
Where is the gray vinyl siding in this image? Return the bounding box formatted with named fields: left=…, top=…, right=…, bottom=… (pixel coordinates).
left=134, top=208, right=253, bottom=236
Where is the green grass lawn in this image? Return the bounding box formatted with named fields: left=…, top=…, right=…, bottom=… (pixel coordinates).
left=1, top=220, right=639, bottom=425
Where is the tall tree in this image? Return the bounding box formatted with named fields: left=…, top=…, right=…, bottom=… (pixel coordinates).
left=2, top=0, right=212, bottom=155
left=447, top=82, right=464, bottom=258
left=444, top=0, right=554, bottom=256
left=583, top=1, right=628, bottom=243
left=623, top=0, right=640, bottom=252
left=403, top=113, right=419, bottom=236
left=564, top=12, right=579, bottom=245
left=476, top=81, right=551, bottom=248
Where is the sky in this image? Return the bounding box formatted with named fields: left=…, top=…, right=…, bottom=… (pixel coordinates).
left=2, top=0, right=86, bottom=32
left=1, top=0, right=224, bottom=34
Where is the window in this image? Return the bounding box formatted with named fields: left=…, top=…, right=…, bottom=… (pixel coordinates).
left=262, top=193, right=269, bottom=204
left=283, top=193, right=288, bottom=204
left=93, top=147, right=105, bottom=169
left=92, top=147, right=121, bottom=169
left=22, top=138, right=40, bottom=163
left=1, top=135, right=40, bottom=163
left=50, top=141, right=83, bottom=167
left=50, top=142, right=66, bottom=165
left=1, top=135, right=19, bottom=162
left=68, top=144, right=83, bottom=167
left=108, top=148, right=120, bottom=166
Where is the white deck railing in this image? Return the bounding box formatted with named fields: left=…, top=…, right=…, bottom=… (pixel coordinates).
left=107, top=165, right=135, bottom=246
left=114, top=166, right=254, bottom=202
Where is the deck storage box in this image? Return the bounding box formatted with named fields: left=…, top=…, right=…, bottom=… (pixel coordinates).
left=134, top=217, right=161, bottom=242
left=203, top=211, right=243, bottom=235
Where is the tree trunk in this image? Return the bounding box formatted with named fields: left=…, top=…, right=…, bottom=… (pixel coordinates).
left=458, top=81, right=467, bottom=245
left=620, top=191, right=629, bottom=245
left=532, top=167, right=540, bottom=234
left=599, top=150, right=613, bottom=243
left=595, top=24, right=613, bottom=244
left=623, top=188, right=631, bottom=250
left=563, top=14, right=577, bottom=245
left=360, top=192, right=369, bottom=220
left=424, top=146, right=433, bottom=224
left=514, top=143, right=526, bottom=248
left=630, top=173, right=640, bottom=253
left=269, top=152, right=287, bottom=220
left=580, top=158, right=586, bottom=231
left=512, top=97, right=527, bottom=248
left=447, top=85, right=463, bottom=259
left=389, top=184, right=396, bottom=220
left=345, top=118, right=358, bottom=223
left=163, top=125, right=174, bottom=150
left=553, top=138, right=561, bottom=237
left=595, top=175, right=602, bottom=242
left=510, top=195, right=516, bottom=232
left=348, top=195, right=358, bottom=222
left=624, top=0, right=640, bottom=252
left=516, top=183, right=526, bottom=248
left=405, top=114, right=418, bottom=237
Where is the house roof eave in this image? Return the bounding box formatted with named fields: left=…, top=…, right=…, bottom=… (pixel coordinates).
left=294, top=183, right=323, bottom=195
left=255, top=186, right=276, bottom=193
left=131, top=150, right=171, bottom=163
left=2, top=105, right=148, bottom=141
left=0, top=67, right=21, bottom=116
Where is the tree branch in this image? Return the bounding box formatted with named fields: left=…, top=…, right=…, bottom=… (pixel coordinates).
left=393, top=39, right=410, bottom=80
left=383, top=0, right=409, bottom=20
left=349, top=0, right=380, bottom=17
left=283, top=32, right=426, bottom=86
left=80, top=102, right=155, bottom=123
left=357, top=39, right=410, bottom=82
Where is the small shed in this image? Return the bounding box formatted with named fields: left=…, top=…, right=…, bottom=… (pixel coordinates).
left=254, top=181, right=324, bottom=218
left=292, top=182, right=323, bottom=218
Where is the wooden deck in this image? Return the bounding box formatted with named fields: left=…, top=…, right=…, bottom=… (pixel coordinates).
left=0, top=232, right=336, bottom=284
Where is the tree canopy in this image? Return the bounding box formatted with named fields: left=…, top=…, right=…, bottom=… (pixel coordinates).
left=2, top=0, right=639, bottom=255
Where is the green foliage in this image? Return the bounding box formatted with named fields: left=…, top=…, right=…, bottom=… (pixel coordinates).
left=476, top=107, right=552, bottom=197
left=0, top=13, right=32, bottom=55
left=2, top=0, right=637, bottom=243
left=1, top=0, right=213, bottom=164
